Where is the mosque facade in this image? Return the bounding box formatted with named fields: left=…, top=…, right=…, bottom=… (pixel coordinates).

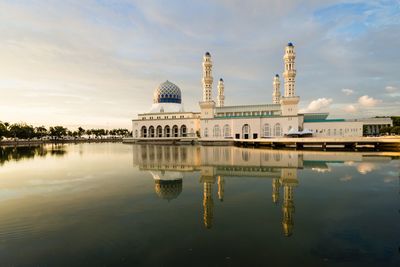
left=132, top=43, right=392, bottom=141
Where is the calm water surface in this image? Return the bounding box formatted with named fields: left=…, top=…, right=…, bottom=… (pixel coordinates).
left=0, top=143, right=399, bottom=266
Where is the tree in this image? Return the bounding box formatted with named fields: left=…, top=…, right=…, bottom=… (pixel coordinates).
left=8, top=123, right=35, bottom=139
left=49, top=126, right=68, bottom=139
left=0, top=122, right=8, bottom=139
left=391, top=116, right=400, bottom=127
left=78, top=127, right=85, bottom=137
left=35, top=126, right=48, bottom=139
left=380, top=126, right=392, bottom=135
left=390, top=126, right=400, bottom=135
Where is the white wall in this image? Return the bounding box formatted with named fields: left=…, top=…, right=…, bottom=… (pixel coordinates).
left=200, top=116, right=300, bottom=139
left=304, top=121, right=363, bottom=137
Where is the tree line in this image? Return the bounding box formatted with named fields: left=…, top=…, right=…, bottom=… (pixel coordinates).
left=0, top=122, right=131, bottom=140
left=375, top=116, right=400, bottom=135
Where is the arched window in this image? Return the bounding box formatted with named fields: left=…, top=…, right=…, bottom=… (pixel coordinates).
left=148, top=126, right=155, bottom=138
left=263, top=123, right=270, bottom=137
left=156, top=126, right=162, bottom=137
left=180, top=125, right=187, bottom=137
left=204, top=128, right=208, bottom=137
left=223, top=124, right=231, bottom=137
left=172, top=125, right=179, bottom=137
left=274, top=123, right=281, bottom=137
left=164, top=125, right=170, bottom=137
left=140, top=126, right=147, bottom=138
left=213, top=125, right=220, bottom=137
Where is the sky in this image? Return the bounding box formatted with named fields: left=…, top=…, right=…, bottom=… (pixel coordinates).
left=0, top=0, right=399, bottom=129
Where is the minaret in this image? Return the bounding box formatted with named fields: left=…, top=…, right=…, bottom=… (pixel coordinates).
left=283, top=43, right=296, bottom=97
left=202, top=52, right=213, bottom=102
left=202, top=177, right=215, bottom=229
left=280, top=168, right=298, bottom=237
left=199, top=52, right=216, bottom=121
left=271, top=178, right=280, bottom=204
left=272, top=74, right=281, bottom=104
left=217, top=78, right=225, bottom=107
left=217, top=176, right=224, bottom=201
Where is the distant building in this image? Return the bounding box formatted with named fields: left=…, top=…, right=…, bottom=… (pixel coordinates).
left=132, top=43, right=391, bottom=140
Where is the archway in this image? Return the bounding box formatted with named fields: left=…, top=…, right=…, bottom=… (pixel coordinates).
left=242, top=124, right=250, bottom=139
left=149, top=126, right=155, bottom=138
left=180, top=125, right=187, bottom=137
left=164, top=125, right=170, bottom=137
left=140, top=126, right=147, bottom=138
left=172, top=125, right=179, bottom=137
left=156, top=126, right=162, bottom=137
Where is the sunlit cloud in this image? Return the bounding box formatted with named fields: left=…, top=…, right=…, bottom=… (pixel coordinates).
left=358, top=95, right=382, bottom=107
left=300, top=98, right=333, bottom=113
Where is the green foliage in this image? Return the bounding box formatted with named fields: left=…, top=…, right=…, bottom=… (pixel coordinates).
left=0, top=122, right=8, bottom=139
left=8, top=123, right=35, bottom=139
left=35, top=126, right=48, bottom=138
left=0, top=121, right=130, bottom=140
left=380, top=126, right=392, bottom=134
left=390, top=126, right=400, bottom=135
left=49, top=126, right=67, bottom=139
left=391, top=116, right=400, bottom=127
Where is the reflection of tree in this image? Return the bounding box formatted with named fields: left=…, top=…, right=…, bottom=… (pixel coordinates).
left=0, top=145, right=66, bottom=165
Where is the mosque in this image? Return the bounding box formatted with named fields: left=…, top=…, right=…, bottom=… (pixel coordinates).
left=131, top=43, right=392, bottom=141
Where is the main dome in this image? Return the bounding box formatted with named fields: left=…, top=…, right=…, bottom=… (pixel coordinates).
left=153, top=80, right=182, bottom=104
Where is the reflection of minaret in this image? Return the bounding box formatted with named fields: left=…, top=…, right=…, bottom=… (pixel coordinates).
left=272, top=178, right=280, bottom=204
left=217, top=176, right=225, bottom=201
left=201, top=175, right=215, bottom=229
left=280, top=169, right=298, bottom=237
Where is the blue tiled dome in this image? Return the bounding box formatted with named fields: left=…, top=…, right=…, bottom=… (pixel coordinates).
left=153, top=80, right=182, bottom=104
left=288, top=42, right=294, bottom=47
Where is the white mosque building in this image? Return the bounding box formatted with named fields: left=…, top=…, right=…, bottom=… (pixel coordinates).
left=131, top=43, right=392, bottom=142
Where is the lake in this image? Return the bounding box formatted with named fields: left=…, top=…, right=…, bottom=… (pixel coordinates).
left=0, top=143, right=399, bottom=266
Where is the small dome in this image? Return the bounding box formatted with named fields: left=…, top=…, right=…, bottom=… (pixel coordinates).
left=219, top=78, right=224, bottom=82
left=154, top=179, right=183, bottom=201
left=153, top=80, right=182, bottom=104
left=205, top=52, right=211, bottom=56
left=275, top=74, right=279, bottom=77
left=287, top=42, right=294, bottom=47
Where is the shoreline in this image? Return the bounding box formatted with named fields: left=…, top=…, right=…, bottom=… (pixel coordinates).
left=0, top=138, right=123, bottom=147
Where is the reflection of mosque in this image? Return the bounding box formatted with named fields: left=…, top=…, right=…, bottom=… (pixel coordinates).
left=132, top=145, right=390, bottom=236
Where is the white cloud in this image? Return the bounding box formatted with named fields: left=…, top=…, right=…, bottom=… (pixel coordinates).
left=300, top=98, right=333, bottom=113
left=385, top=86, right=398, bottom=92
left=358, top=95, right=382, bottom=107
left=341, top=88, right=354, bottom=95
left=343, top=104, right=357, bottom=113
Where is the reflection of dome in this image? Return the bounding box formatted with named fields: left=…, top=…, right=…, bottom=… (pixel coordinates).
left=153, top=80, right=182, bottom=104
left=155, top=179, right=182, bottom=201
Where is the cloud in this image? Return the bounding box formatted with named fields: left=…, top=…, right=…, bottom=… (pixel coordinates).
left=300, top=98, right=333, bottom=113
left=358, top=95, right=382, bottom=107
left=0, top=1, right=399, bottom=127
left=343, top=104, right=357, bottom=113
left=385, top=86, right=398, bottom=92
left=341, top=88, right=354, bottom=95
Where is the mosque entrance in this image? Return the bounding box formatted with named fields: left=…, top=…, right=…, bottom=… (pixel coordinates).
left=242, top=124, right=250, bottom=139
